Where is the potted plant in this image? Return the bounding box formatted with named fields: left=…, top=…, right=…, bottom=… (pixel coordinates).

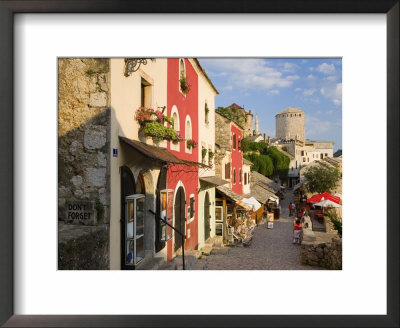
left=201, top=147, right=207, bottom=161
left=208, top=151, right=214, bottom=164
left=186, top=139, right=197, bottom=149
left=179, top=78, right=191, bottom=94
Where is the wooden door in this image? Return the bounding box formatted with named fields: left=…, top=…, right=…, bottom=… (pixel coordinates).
left=174, top=187, right=186, bottom=251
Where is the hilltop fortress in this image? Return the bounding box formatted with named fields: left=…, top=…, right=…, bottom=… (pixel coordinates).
left=272, top=107, right=334, bottom=187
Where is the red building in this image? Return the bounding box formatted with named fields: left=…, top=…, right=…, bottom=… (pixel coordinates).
left=166, top=58, right=199, bottom=259
left=230, top=123, right=243, bottom=195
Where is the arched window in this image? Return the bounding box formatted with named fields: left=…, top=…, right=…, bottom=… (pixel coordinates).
left=239, top=169, right=242, bottom=184
left=233, top=134, right=236, bottom=150
left=238, top=137, right=241, bottom=151
left=179, top=58, right=186, bottom=94
left=170, top=105, right=180, bottom=151
left=233, top=168, right=236, bottom=184
left=185, top=115, right=192, bottom=153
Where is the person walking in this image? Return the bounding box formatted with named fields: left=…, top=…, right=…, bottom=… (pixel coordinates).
left=289, top=202, right=293, bottom=216
left=293, top=218, right=302, bottom=244
left=292, top=202, right=296, bottom=217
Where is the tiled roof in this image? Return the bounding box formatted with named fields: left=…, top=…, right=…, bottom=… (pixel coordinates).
left=119, top=137, right=209, bottom=168
left=250, top=171, right=281, bottom=193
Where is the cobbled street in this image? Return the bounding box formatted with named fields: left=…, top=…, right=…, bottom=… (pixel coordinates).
left=196, top=190, right=323, bottom=270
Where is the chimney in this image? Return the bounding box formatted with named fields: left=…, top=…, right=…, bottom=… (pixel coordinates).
left=263, top=133, right=266, bottom=143
left=267, top=136, right=271, bottom=145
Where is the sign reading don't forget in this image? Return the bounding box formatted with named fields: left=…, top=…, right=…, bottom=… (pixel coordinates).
left=66, top=200, right=97, bottom=225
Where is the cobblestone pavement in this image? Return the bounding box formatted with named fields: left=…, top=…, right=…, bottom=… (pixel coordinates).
left=198, top=190, right=324, bottom=270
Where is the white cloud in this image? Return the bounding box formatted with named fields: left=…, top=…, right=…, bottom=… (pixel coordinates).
left=303, top=89, right=316, bottom=96
left=320, top=83, right=341, bottom=106
left=306, top=74, right=316, bottom=80
left=199, top=58, right=298, bottom=90
left=306, top=115, right=332, bottom=137
left=222, top=85, right=233, bottom=91
left=295, top=88, right=302, bottom=92
left=325, top=75, right=337, bottom=81
left=267, top=89, right=280, bottom=95
left=326, top=110, right=334, bottom=115
left=286, top=75, right=300, bottom=81
left=280, top=62, right=300, bottom=73
left=316, top=63, right=336, bottom=75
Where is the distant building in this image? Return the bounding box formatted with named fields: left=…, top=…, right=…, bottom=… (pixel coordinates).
left=273, top=107, right=334, bottom=187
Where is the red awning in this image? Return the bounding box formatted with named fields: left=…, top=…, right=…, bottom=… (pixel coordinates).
left=307, top=192, right=341, bottom=204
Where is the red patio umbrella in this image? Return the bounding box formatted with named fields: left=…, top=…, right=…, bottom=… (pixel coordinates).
left=307, top=192, right=341, bottom=204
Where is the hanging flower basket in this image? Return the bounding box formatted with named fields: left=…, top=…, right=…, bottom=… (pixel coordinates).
left=179, top=78, right=192, bottom=94
left=135, top=107, right=183, bottom=144
left=186, top=139, right=197, bottom=149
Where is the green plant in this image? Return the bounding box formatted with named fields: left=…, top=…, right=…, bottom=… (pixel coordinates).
left=142, top=121, right=183, bottom=143
left=202, top=147, right=208, bottom=159
left=86, top=69, right=95, bottom=76
left=327, top=210, right=342, bottom=237
left=266, top=146, right=290, bottom=180
left=179, top=78, right=191, bottom=94
left=208, top=151, right=214, bottom=160
left=242, top=139, right=267, bottom=153
left=205, top=105, right=210, bottom=116
left=186, top=139, right=198, bottom=149
left=216, top=106, right=246, bottom=126
left=304, top=166, right=340, bottom=194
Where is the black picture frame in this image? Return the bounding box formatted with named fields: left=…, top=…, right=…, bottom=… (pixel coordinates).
left=0, top=1, right=398, bottom=327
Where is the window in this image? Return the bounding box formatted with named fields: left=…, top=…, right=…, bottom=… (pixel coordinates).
left=233, top=134, right=236, bottom=150
left=303, top=158, right=306, bottom=162
left=233, top=169, right=236, bottom=184
left=225, top=162, right=231, bottom=179
left=205, top=102, right=209, bottom=124
left=239, top=169, right=242, bottom=184
left=301, top=150, right=305, bottom=156
left=185, top=115, right=192, bottom=153
left=141, top=78, right=152, bottom=108
left=189, top=196, right=195, bottom=219
left=238, top=137, right=241, bottom=151
left=170, top=105, right=180, bottom=151
left=325, top=153, right=328, bottom=157
left=299, top=114, right=301, bottom=117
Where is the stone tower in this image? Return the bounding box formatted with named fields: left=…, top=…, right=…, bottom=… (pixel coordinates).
left=275, top=107, right=305, bottom=142
left=244, top=110, right=253, bottom=137
left=255, top=115, right=259, bottom=135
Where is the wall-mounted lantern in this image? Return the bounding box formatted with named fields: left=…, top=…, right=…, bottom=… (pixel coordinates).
left=124, top=58, right=148, bottom=77
left=159, top=189, right=173, bottom=242
left=125, top=194, right=145, bottom=266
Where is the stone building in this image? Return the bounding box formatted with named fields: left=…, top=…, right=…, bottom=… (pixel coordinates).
left=58, top=58, right=218, bottom=270
left=275, top=107, right=305, bottom=142
left=273, top=107, right=334, bottom=187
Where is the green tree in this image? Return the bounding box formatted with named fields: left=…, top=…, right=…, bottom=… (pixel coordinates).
left=266, top=146, right=290, bottom=180
left=304, top=166, right=340, bottom=194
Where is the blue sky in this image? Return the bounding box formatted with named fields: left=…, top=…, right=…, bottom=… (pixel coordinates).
left=199, top=58, right=342, bottom=151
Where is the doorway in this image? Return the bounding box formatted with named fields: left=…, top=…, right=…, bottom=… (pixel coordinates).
left=174, top=186, right=186, bottom=251
left=204, top=192, right=211, bottom=240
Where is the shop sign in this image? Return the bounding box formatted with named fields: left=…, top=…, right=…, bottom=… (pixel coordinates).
left=66, top=200, right=97, bottom=225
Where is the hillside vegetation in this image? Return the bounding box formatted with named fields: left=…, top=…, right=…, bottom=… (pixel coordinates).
left=243, top=140, right=290, bottom=180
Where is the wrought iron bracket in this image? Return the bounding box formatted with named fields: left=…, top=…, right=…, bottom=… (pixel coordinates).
left=124, top=58, right=148, bottom=77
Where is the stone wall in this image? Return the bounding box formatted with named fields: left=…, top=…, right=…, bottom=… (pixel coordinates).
left=58, top=223, right=109, bottom=269
left=215, top=112, right=231, bottom=152
left=300, top=238, right=342, bottom=269
left=58, top=58, right=111, bottom=223
left=244, top=112, right=253, bottom=137
left=58, top=58, right=111, bottom=269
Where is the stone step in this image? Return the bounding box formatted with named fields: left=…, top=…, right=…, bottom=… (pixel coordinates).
left=210, top=247, right=230, bottom=255
left=201, top=245, right=213, bottom=256
left=137, top=257, right=165, bottom=270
